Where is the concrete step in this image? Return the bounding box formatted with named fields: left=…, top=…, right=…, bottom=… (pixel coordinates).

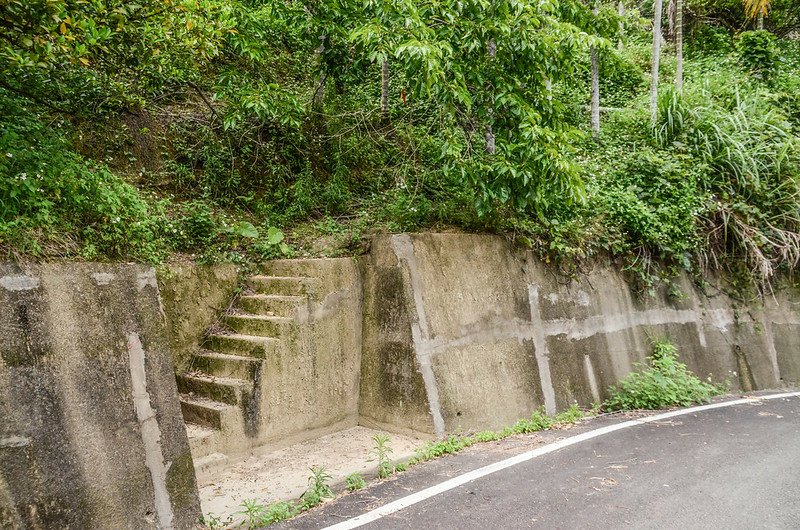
left=191, top=351, right=262, bottom=380
left=247, top=275, right=316, bottom=296
left=207, top=333, right=280, bottom=358
left=179, top=394, right=240, bottom=431
left=225, top=314, right=294, bottom=338
left=177, top=373, right=253, bottom=405
left=194, top=452, right=229, bottom=477
left=260, top=259, right=329, bottom=278
left=185, top=422, right=217, bottom=461
left=238, top=294, right=305, bottom=317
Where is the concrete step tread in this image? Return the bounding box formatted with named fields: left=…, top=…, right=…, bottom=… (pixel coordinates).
left=179, top=393, right=233, bottom=411
left=239, top=294, right=306, bottom=301
left=194, top=351, right=263, bottom=363
left=249, top=275, right=315, bottom=281
left=226, top=314, right=293, bottom=323
left=185, top=422, right=216, bottom=441
left=207, top=333, right=281, bottom=345
left=179, top=372, right=253, bottom=390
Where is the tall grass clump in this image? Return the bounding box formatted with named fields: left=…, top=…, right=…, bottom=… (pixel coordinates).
left=654, top=79, right=800, bottom=284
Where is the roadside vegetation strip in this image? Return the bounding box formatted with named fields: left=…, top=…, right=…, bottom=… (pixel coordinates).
left=325, top=391, right=800, bottom=530
left=206, top=339, right=725, bottom=529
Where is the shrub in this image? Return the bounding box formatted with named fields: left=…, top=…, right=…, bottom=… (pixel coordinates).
left=687, top=24, right=733, bottom=57
left=603, top=339, right=725, bottom=411
left=0, top=94, right=170, bottom=262
left=737, top=30, right=778, bottom=78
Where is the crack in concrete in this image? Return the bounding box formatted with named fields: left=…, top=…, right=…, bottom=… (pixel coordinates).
left=584, top=354, right=601, bottom=403
left=0, top=274, right=39, bottom=291
left=390, top=235, right=446, bottom=438
left=528, top=286, right=557, bottom=415
left=128, top=332, right=175, bottom=530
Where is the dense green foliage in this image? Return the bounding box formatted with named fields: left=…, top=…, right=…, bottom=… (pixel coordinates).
left=603, top=339, right=726, bottom=410
left=1, top=0, right=798, bottom=290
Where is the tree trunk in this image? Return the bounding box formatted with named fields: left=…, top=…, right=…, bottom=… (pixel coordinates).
left=313, top=35, right=326, bottom=111
left=757, top=10, right=764, bottom=30
left=486, top=38, right=496, bottom=155
left=590, top=1, right=600, bottom=139
left=618, top=1, right=625, bottom=49
left=667, top=0, right=676, bottom=42
left=650, top=0, right=664, bottom=127
left=675, top=0, right=683, bottom=91
left=381, top=60, right=389, bottom=121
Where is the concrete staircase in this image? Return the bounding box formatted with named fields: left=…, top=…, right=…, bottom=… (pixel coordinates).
left=178, top=271, right=317, bottom=473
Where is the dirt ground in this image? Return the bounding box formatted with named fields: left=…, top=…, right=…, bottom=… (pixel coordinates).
left=197, top=426, right=424, bottom=522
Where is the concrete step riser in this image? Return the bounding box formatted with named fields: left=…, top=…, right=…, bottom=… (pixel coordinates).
left=177, top=375, right=246, bottom=406
left=188, top=432, right=217, bottom=461
left=180, top=400, right=242, bottom=433
left=238, top=296, right=303, bottom=317
left=248, top=277, right=314, bottom=297
left=225, top=316, right=294, bottom=338
left=181, top=400, right=223, bottom=430
left=191, top=354, right=260, bottom=381
left=208, top=335, right=278, bottom=358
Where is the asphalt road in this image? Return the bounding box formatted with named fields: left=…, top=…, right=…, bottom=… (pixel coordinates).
left=278, top=393, right=800, bottom=530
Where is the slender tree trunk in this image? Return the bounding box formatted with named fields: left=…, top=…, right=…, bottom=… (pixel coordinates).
left=618, top=1, right=625, bottom=49
left=667, top=0, right=676, bottom=42
left=486, top=38, right=496, bottom=155
left=590, top=1, right=600, bottom=139
left=675, top=0, right=683, bottom=91
left=313, top=35, right=326, bottom=111
left=381, top=60, right=389, bottom=121
left=757, top=11, right=764, bottom=30
left=546, top=78, right=553, bottom=101
left=650, top=0, right=664, bottom=127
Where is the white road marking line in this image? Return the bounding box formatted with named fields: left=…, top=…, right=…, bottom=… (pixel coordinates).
left=325, top=392, right=800, bottom=530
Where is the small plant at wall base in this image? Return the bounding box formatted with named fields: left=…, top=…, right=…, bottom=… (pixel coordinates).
left=408, top=404, right=588, bottom=465
left=346, top=472, right=366, bottom=491
left=371, top=434, right=395, bottom=479
left=237, top=499, right=269, bottom=529
left=603, top=339, right=726, bottom=411
left=198, top=513, right=229, bottom=530
left=301, top=466, right=334, bottom=510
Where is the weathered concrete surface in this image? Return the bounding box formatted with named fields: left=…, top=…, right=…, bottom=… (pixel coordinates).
left=253, top=258, right=364, bottom=443
left=183, top=258, right=365, bottom=470
left=158, top=263, right=238, bottom=372
left=359, top=233, right=799, bottom=436
left=0, top=263, right=201, bottom=529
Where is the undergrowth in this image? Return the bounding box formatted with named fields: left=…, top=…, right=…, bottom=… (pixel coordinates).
left=2, top=5, right=798, bottom=296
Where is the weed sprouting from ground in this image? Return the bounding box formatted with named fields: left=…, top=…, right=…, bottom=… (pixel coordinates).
left=237, top=498, right=268, bottom=528
left=345, top=472, right=366, bottom=491
left=227, top=467, right=333, bottom=528
left=371, top=434, right=395, bottom=478
left=603, top=338, right=727, bottom=411
left=198, top=513, right=229, bottom=529
left=300, top=466, right=334, bottom=510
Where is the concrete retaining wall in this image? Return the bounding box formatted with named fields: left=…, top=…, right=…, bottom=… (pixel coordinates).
left=359, top=234, right=800, bottom=437
left=0, top=263, right=200, bottom=529
left=3, top=234, right=798, bottom=526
